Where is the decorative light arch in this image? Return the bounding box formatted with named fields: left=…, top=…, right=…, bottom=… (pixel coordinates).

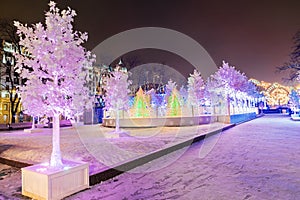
left=250, top=79, right=292, bottom=106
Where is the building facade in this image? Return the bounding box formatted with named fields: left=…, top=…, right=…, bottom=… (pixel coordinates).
left=0, top=39, right=23, bottom=123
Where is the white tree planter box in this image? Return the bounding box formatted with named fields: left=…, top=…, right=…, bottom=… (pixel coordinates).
left=22, top=160, right=89, bottom=200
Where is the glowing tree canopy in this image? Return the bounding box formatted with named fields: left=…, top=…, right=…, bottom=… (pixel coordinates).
left=207, top=61, right=251, bottom=114
left=179, top=85, right=188, bottom=106
left=244, top=81, right=260, bottom=98
left=70, top=80, right=94, bottom=123
left=20, top=75, right=46, bottom=118
left=209, top=61, right=248, bottom=96
left=187, top=69, right=205, bottom=106
left=132, top=87, right=150, bottom=117
left=20, top=76, right=47, bottom=129
left=165, top=79, right=177, bottom=98
left=103, top=70, right=131, bottom=132
left=167, top=88, right=181, bottom=116
left=14, top=1, right=95, bottom=167
left=289, top=89, right=300, bottom=107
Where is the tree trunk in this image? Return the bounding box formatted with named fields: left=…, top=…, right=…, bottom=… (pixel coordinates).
left=213, top=104, right=216, bottom=115
left=50, top=114, right=63, bottom=167
left=31, top=116, right=35, bottom=129
left=227, top=95, right=231, bottom=115
left=91, top=108, right=94, bottom=125
left=115, top=110, right=120, bottom=133
left=191, top=105, right=194, bottom=117
left=76, top=113, right=80, bottom=123
left=11, top=109, right=16, bottom=123
left=10, top=95, right=20, bottom=124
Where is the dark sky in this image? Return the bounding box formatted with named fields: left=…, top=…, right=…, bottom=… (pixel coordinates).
left=1, top=0, right=299, bottom=83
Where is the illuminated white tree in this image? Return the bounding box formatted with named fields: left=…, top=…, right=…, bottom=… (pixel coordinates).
left=243, top=81, right=261, bottom=108
left=179, top=85, right=188, bottom=106
left=70, top=79, right=94, bottom=123
left=14, top=1, right=95, bottom=167
left=20, top=76, right=47, bottom=129
left=103, top=70, right=131, bottom=133
left=211, top=61, right=248, bottom=94
left=187, top=69, right=205, bottom=116
left=289, top=89, right=300, bottom=108
left=208, top=61, right=248, bottom=114
left=165, top=79, right=177, bottom=100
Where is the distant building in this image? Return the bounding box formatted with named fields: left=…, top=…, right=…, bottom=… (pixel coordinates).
left=88, top=60, right=128, bottom=96
left=84, top=61, right=129, bottom=124
left=0, top=39, right=23, bottom=123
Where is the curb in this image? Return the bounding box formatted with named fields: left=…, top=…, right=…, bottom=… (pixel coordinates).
left=0, top=157, right=31, bottom=168
left=233, top=114, right=264, bottom=125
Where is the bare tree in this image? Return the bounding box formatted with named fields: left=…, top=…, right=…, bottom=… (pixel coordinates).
left=0, top=19, right=23, bottom=123
left=277, top=30, right=300, bottom=82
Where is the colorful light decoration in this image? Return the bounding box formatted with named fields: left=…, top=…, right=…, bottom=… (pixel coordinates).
left=250, top=79, right=295, bottom=106
left=167, top=88, right=181, bottom=116
left=131, top=87, right=150, bottom=118
left=14, top=1, right=95, bottom=167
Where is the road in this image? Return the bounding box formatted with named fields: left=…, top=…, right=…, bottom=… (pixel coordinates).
left=68, top=114, right=300, bottom=200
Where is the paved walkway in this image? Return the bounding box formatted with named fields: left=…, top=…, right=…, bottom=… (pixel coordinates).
left=66, top=114, right=300, bottom=200
left=0, top=121, right=228, bottom=199
left=0, top=122, right=227, bottom=173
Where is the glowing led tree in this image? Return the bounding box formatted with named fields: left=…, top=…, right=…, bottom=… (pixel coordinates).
left=103, top=70, right=131, bottom=132
left=146, top=88, right=164, bottom=117
left=290, top=89, right=300, bottom=108
left=179, top=85, right=188, bottom=106
left=187, top=69, right=205, bottom=116
left=167, top=88, right=181, bottom=116
left=243, top=81, right=260, bottom=109
left=70, top=80, right=94, bottom=123
left=132, top=87, right=149, bottom=117
left=20, top=76, right=47, bottom=129
left=14, top=1, right=94, bottom=167
left=208, top=61, right=248, bottom=115
left=165, top=79, right=177, bottom=98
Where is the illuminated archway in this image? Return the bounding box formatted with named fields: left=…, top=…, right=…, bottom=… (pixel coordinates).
left=266, top=85, right=290, bottom=105
left=250, top=79, right=292, bottom=106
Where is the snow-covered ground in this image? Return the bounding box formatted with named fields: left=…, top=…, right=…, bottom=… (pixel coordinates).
left=0, top=164, right=24, bottom=200
left=1, top=114, right=300, bottom=199
left=66, top=114, right=300, bottom=200
left=0, top=122, right=226, bottom=199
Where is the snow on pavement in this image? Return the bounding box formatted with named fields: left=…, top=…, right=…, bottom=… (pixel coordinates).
left=66, top=114, right=300, bottom=200
left=0, top=122, right=226, bottom=199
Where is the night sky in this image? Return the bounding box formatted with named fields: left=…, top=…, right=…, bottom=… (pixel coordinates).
left=1, top=0, right=299, bottom=83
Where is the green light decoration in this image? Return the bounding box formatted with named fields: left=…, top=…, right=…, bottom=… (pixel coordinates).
left=132, top=87, right=150, bottom=117
left=167, top=88, right=181, bottom=116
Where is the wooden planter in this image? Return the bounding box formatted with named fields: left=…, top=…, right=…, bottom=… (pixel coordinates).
left=22, top=160, right=89, bottom=200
